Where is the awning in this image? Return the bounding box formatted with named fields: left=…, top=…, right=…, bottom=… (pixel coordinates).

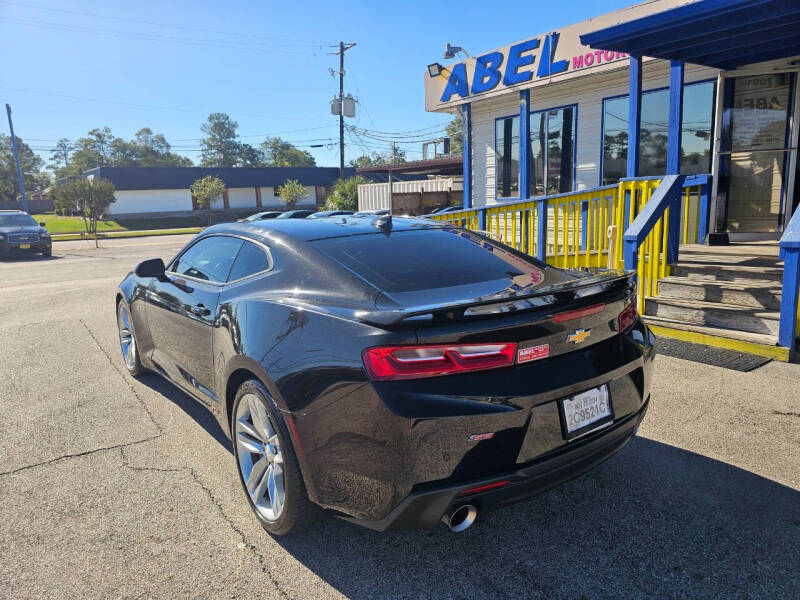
left=580, top=0, right=800, bottom=70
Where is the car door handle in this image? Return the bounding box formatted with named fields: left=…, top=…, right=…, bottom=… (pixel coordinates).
left=192, top=303, right=211, bottom=316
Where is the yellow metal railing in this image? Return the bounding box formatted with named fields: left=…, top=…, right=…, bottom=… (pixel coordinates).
left=431, top=177, right=707, bottom=308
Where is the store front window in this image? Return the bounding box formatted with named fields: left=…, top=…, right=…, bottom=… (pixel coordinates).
left=529, top=105, right=576, bottom=196
left=601, top=80, right=715, bottom=184
left=495, top=116, right=520, bottom=198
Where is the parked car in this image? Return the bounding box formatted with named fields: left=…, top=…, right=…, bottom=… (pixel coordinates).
left=421, top=206, right=463, bottom=218
left=353, top=209, right=390, bottom=217
left=0, top=210, right=52, bottom=257
left=239, top=211, right=282, bottom=222
left=307, top=210, right=354, bottom=219
left=116, top=216, right=654, bottom=536
left=276, top=210, right=315, bottom=219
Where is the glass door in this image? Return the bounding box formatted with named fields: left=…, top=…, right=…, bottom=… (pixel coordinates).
left=724, top=73, right=795, bottom=234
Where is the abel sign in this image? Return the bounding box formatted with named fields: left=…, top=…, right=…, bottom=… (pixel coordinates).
left=424, top=0, right=689, bottom=111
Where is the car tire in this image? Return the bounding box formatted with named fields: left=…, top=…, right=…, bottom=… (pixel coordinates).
left=231, top=378, right=316, bottom=536
left=41, top=247, right=51, bottom=257
left=116, top=301, right=144, bottom=377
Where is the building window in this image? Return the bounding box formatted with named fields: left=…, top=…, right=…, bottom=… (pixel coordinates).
left=601, top=80, right=715, bottom=184
left=495, top=115, right=519, bottom=198
left=529, top=105, right=576, bottom=196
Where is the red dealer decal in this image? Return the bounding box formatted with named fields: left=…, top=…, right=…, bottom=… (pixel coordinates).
left=517, top=344, right=550, bottom=363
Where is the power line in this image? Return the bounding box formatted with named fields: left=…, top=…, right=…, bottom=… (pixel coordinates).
left=0, top=16, right=330, bottom=55
left=0, top=85, right=331, bottom=121
left=0, top=0, right=335, bottom=45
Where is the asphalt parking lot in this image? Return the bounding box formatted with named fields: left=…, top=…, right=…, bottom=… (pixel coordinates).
left=1, top=235, right=799, bottom=599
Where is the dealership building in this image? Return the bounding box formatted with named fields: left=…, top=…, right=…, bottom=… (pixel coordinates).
left=80, top=166, right=356, bottom=217
left=424, top=0, right=800, bottom=360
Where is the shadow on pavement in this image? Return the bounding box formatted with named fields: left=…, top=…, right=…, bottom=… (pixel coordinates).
left=137, top=373, right=232, bottom=453
left=0, top=254, right=62, bottom=262
left=276, top=437, right=800, bottom=599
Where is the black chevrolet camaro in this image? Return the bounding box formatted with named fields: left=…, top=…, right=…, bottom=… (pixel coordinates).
left=116, top=216, right=655, bottom=535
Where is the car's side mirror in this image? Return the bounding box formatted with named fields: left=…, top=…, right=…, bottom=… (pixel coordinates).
left=135, top=258, right=166, bottom=278
left=39, top=222, right=46, bottom=227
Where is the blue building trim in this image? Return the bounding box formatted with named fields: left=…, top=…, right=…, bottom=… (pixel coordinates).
left=519, top=90, right=531, bottom=202
left=666, top=60, right=684, bottom=264
left=626, top=55, right=642, bottom=179
left=462, top=103, right=472, bottom=209
left=778, top=206, right=800, bottom=356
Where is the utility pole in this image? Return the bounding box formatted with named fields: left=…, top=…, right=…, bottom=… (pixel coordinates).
left=332, top=41, right=356, bottom=178
left=5, top=104, right=28, bottom=213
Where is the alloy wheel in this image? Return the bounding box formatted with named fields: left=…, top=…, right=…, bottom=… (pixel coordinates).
left=117, top=304, right=137, bottom=371
left=235, top=393, right=285, bottom=521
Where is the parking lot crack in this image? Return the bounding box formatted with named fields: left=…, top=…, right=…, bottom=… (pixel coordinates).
left=119, top=447, right=293, bottom=600
left=0, top=434, right=161, bottom=477
left=79, top=318, right=164, bottom=437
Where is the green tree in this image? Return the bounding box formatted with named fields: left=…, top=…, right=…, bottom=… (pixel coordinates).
left=55, top=127, right=192, bottom=177
left=348, top=145, right=406, bottom=168
left=200, top=113, right=241, bottom=167
left=52, top=177, right=116, bottom=247
left=324, top=175, right=365, bottom=212
left=0, top=134, right=49, bottom=203
left=445, top=113, right=463, bottom=154
left=127, top=128, right=193, bottom=167
left=48, top=138, right=74, bottom=174
left=260, top=137, right=316, bottom=167
left=190, top=175, right=226, bottom=225
left=276, top=179, right=307, bottom=208
left=237, top=143, right=266, bottom=167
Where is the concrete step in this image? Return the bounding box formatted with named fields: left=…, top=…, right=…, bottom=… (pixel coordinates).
left=644, top=297, right=781, bottom=337
left=642, top=315, right=779, bottom=347
left=657, top=277, right=782, bottom=310
left=671, top=262, right=784, bottom=283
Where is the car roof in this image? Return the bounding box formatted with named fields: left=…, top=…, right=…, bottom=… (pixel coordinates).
left=204, top=215, right=447, bottom=244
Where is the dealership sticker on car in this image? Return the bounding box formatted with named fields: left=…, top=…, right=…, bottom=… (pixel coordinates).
left=517, top=343, right=549, bottom=363
left=561, top=384, right=611, bottom=437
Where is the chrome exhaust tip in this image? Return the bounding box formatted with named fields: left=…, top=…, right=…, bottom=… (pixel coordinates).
left=442, top=504, right=478, bottom=532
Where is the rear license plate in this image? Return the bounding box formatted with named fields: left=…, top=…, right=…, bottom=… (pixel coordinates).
left=561, top=385, right=612, bottom=437
left=19, top=243, right=31, bottom=249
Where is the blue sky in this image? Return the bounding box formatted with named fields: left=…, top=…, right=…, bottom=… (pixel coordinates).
left=0, top=0, right=633, bottom=168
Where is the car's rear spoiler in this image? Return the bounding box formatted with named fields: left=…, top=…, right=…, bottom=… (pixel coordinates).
left=359, top=271, right=633, bottom=329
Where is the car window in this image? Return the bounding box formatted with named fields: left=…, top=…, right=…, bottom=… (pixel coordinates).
left=172, top=236, right=244, bottom=283
left=0, top=213, right=37, bottom=227
left=313, top=229, right=543, bottom=292
left=227, top=241, right=270, bottom=282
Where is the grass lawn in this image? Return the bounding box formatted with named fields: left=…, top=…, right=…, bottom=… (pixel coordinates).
left=34, top=214, right=124, bottom=234
left=35, top=214, right=204, bottom=234
left=53, top=228, right=203, bottom=241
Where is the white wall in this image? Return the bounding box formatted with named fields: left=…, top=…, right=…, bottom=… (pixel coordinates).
left=107, top=189, right=192, bottom=215
left=228, top=187, right=256, bottom=208
left=469, top=61, right=720, bottom=207
left=358, top=178, right=463, bottom=211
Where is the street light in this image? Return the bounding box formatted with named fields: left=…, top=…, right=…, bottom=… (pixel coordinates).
left=444, top=42, right=470, bottom=60
left=428, top=63, right=444, bottom=77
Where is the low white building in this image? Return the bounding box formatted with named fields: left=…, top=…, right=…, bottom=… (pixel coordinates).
left=79, top=166, right=355, bottom=217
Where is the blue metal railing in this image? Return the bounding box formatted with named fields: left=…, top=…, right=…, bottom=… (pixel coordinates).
left=778, top=207, right=800, bottom=360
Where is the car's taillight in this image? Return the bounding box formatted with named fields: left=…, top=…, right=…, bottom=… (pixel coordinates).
left=618, top=301, right=638, bottom=332
left=362, top=343, right=517, bottom=381
left=553, top=303, right=605, bottom=323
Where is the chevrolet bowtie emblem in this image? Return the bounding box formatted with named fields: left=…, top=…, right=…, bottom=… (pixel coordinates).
left=566, top=328, right=591, bottom=344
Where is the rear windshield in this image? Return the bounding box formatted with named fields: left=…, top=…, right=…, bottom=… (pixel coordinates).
left=313, top=229, right=541, bottom=292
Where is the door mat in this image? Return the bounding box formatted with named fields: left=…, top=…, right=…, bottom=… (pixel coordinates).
left=655, top=337, right=772, bottom=372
